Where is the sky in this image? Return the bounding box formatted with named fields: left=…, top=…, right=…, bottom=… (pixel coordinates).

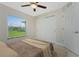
left=8, top=16, right=26, bottom=27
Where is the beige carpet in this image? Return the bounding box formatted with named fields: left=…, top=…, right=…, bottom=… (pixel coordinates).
left=53, top=43, right=78, bottom=57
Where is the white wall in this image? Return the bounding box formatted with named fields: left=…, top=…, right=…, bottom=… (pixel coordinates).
left=63, top=3, right=79, bottom=55
left=0, top=4, right=35, bottom=42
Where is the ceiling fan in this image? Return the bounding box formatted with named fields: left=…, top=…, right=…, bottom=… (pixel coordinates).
left=21, top=2, right=47, bottom=12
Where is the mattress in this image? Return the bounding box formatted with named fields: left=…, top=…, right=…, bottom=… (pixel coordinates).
left=22, top=39, right=54, bottom=57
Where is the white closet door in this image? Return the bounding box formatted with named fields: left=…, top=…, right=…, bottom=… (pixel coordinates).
left=36, top=16, right=57, bottom=43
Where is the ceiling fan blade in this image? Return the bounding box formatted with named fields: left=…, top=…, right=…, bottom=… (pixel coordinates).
left=21, top=4, right=30, bottom=7
left=36, top=2, right=39, bottom=3
left=30, top=2, right=39, bottom=4
left=33, top=8, right=36, bottom=12
left=37, top=5, right=47, bottom=9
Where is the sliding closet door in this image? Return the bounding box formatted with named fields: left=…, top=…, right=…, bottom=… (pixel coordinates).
left=36, top=16, right=57, bottom=43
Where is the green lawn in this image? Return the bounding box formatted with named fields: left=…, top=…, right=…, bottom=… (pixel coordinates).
left=8, top=31, right=26, bottom=39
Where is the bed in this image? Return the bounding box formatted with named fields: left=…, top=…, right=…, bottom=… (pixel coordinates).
left=0, top=39, right=55, bottom=57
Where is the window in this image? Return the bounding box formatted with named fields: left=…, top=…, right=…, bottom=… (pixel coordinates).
left=8, top=16, right=26, bottom=39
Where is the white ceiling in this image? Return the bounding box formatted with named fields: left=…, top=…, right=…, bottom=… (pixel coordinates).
left=0, top=2, right=68, bottom=16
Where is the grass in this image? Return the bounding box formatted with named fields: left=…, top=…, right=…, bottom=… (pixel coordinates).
left=8, top=31, right=26, bottom=39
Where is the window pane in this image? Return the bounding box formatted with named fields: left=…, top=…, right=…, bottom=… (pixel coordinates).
left=8, top=16, right=26, bottom=39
